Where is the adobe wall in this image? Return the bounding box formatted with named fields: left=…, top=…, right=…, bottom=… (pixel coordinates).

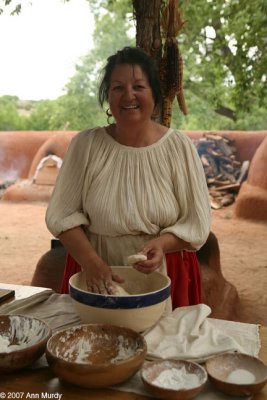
left=0, top=131, right=77, bottom=181
left=1, top=130, right=267, bottom=220
left=235, top=136, right=267, bottom=220
left=2, top=130, right=266, bottom=181
left=28, top=131, right=76, bottom=178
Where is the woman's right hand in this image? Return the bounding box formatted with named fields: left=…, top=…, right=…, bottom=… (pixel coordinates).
left=58, top=227, right=124, bottom=295
left=83, top=257, right=124, bottom=295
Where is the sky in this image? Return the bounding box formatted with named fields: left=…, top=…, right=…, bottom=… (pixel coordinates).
left=0, top=0, right=94, bottom=101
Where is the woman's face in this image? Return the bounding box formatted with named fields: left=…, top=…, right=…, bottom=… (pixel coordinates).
left=108, top=64, right=155, bottom=126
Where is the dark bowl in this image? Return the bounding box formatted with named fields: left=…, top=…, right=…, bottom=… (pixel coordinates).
left=46, top=323, right=147, bottom=388
left=0, top=314, right=52, bottom=372
left=205, top=352, right=267, bottom=396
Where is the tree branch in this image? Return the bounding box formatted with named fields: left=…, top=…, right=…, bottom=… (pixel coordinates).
left=215, top=106, right=236, bottom=121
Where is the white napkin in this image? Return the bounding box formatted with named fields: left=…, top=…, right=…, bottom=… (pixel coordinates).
left=144, top=304, right=260, bottom=363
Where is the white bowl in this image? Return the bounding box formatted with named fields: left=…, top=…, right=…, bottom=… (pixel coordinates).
left=0, top=314, right=51, bottom=372
left=69, top=266, right=171, bottom=332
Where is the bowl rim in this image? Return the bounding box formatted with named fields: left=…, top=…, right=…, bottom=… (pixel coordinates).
left=141, top=359, right=208, bottom=391
left=0, top=314, right=52, bottom=355
left=69, top=270, right=171, bottom=309
left=46, top=323, right=147, bottom=368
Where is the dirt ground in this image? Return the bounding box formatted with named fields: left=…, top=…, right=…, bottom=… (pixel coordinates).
left=0, top=200, right=266, bottom=326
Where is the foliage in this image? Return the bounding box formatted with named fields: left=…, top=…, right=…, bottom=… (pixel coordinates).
left=0, top=0, right=266, bottom=131
left=0, top=96, right=27, bottom=130
left=176, top=0, right=267, bottom=128
left=59, top=4, right=135, bottom=130
left=0, top=0, right=71, bottom=15
left=81, top=0, right=267, bottom=130
left=88, top=0, right=132, bottom=17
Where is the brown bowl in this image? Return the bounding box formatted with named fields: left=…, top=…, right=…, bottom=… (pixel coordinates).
left=0, top=314, right=52, bottom=372
left=141, top=359, right=207, bottom=399
left=46, top=323, right=147, bottom=388
left=205, top=352, right=267, bottom=396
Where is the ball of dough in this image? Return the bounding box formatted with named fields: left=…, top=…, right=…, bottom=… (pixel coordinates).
left=112, top=283, right=130, bottom=296
left=127, top=254, right=147, bottom=266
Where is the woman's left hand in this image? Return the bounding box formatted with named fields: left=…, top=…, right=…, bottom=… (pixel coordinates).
left=133, top=239, right=164, bottom=274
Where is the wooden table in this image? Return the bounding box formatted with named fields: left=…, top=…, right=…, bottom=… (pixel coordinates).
left=0, top=283, right=266, bottom=400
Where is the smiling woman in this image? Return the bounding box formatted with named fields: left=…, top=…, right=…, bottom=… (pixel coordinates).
left=45, top=46, right=211, bottom=312
left=0, top=0, right=94, bottom=100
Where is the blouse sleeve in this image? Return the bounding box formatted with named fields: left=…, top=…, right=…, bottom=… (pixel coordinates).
left=45, top=129, right=93, bottom=237
left=160, top=131, right=211, bottom=250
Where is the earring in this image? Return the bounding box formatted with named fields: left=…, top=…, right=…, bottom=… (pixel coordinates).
left=106, top=108, right=113, bottom=124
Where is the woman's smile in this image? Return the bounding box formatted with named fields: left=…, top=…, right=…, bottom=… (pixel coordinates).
left=108, top=64, right=155, bottom=125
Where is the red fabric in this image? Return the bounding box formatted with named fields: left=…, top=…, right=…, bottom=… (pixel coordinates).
left=165, top=251, right=202, bottom=309
left=61, top=251, right=202, bottom=309
left=60, top=253, right=81, bottom=294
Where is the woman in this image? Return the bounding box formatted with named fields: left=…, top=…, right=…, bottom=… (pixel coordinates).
left=45, top=46, right=211, bottom=309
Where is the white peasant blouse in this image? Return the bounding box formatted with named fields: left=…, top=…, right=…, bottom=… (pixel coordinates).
left=45, top=127, right=211, bottom=266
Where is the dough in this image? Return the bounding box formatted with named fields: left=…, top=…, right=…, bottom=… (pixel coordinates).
left=113, top=283, right=130, bottom=296
left=127, top=254, right=147, bottom=265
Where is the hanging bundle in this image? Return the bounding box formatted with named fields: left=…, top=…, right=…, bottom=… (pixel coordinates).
left=160, top=0, right=187, bottom=127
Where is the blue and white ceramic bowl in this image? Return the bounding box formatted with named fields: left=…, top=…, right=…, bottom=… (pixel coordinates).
left=69, top=266, right=171, bottom=332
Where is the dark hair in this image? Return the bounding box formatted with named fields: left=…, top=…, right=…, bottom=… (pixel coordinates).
left=98, top=46, right=162, bottom=109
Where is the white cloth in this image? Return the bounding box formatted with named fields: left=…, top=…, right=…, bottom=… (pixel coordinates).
left=45, top=127, right=211, bottom=265
left=0, top=290, right=82, bottom=331
left=144, top=304, right=260, bottom=363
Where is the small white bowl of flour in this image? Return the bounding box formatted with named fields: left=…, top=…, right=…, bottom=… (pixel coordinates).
left=205, top=352, right=267, bottom=396
left=141, top=359, right=207, bottom=399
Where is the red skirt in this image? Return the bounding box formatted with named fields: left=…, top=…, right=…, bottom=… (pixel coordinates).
left=61, top=251, right=202, bottom=310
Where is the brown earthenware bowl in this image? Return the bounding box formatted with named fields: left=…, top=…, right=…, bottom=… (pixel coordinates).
left=141, top=359, right=207, bottom=399
left=46, top=323, right=147, bottom=388
left=0, top=314, right=52, bottom=372
left=205, top=352, right=267, bottom=396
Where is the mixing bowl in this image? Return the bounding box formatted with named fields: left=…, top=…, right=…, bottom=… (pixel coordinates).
left=69, top=266, right=171, bottom=332
left=46, top=323, right=147, bottom=388
left=205, top=352, right=267, bottom=396
left=0, top=314, right=51, bottom=372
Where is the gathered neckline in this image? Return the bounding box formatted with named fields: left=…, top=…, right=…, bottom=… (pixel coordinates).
left=101, top=126, right=173, bottom=151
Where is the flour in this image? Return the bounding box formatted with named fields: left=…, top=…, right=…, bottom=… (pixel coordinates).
left=226, top=368, right=256, bottom=384
left=57, top=329, right=138, bottom=364
left=112, top=283, right=131, bottom=296
left=0, top=315, right=49, bottom=353
left=152, top=366, right=201, bottom=389
left=110, top=335, right=136, bottom=363
left=57, top=328, right=95, bottom=363
left=61, top=338, right=93, bottom=363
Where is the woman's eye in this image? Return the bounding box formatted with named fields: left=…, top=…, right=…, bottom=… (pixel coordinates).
left=112, top=85, right=122, bottom=91
left=134, top=85, right=145, bottom=90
